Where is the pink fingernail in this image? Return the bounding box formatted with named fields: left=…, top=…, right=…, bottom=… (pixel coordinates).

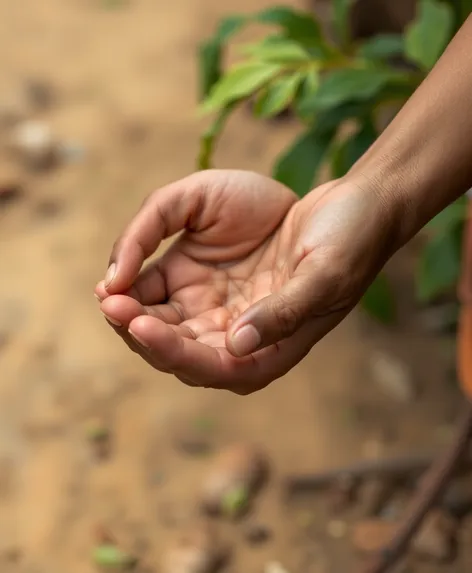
left=105, top=263, right=116, bottom=287
left=129, top=329, right=148, bottom=348
left=101, top=312, right=122, bottom=327
left=231, top=324, right=261, bottom=356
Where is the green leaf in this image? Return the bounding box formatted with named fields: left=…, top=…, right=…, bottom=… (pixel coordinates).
left=93, top=545, right=137, bottom=570
left=273, top=125, right=337, bottom=196
left=331, top=117, right=377, bottom=178
left=416, top=224, right=464, bottom=302
left=255, top=6, right=333, bottom=57
left=241, top=38, right=310, bottom=63
left=215, top=14, right=248, bottom=42
left=297, top=98, right=368, bottom=130
left=405, top=0, right=454, bottom=70
left=333, top=0, right=356, bottom=46
left=427, top=197, right=467, bottom=232
left=202, top=62, right=282, bottom=113
left=360, top=273, right=396, bottom=324
left=295, top=68, right=320, bottom=121
left=198, top=40, right=222, bottom=100
left=256, top=6, right=322, bottom=41
left=198, top=14, right=249, bottom=101
left=302, top=68, right=399, bottom=112
left=358, top=34, right=405, bottom=60
left=198, top=103, right=236, bottom=170
left=255, top=73, right=303, bottom=118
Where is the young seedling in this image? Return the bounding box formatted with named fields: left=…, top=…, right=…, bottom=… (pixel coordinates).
left=221, top=485, right=249, bottom=519
left=93, top=544, right=138, bottom=570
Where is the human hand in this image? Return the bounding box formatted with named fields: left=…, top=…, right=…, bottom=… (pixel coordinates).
left=95, top=170, right=400, bottom=394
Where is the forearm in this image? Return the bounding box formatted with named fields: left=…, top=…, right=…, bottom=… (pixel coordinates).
left=348, top=15, right=472, bottom=248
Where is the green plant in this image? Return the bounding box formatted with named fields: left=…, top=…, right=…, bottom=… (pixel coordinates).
left=197, top=0, right=470, bottom=323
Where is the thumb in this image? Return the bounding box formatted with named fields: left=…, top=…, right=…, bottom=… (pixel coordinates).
left=226, top=275, right=317, bottom=357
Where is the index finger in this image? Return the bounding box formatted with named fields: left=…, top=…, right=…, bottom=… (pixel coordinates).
left=104, top=175, right=204, bottom=294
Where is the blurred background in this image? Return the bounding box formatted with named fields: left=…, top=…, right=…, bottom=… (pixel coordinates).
left=0, top=0, right=470, bottom=572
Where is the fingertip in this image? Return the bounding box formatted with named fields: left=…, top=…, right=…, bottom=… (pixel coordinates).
left=128, top=315, right=179, bottom=357
left=104, top=243, right=146, bottom=294
left=94, top=280, right=108, bottom=301
left=101, top=295, right=146, bottom=327
left=226, top=323, right=262, bottom=357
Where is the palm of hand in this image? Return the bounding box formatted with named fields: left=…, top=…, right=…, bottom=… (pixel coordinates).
left=97, top=171, right=316, bottom=393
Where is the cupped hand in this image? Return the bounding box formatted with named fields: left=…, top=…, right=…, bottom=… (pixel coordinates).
left=95, top=170, right=399, bottom=394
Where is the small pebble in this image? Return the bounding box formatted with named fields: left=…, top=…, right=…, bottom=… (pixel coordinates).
left=10, top=120, right=58, bottom=170
left=264, top=561, right=290, bottom=573
left=369, top=351, right=416, bottom=403
left=0, top=165, right=23, bottom=206
left=352, top=519, right=397, bottom=553
left=163, top=520, right=227, bottom=573
left=58, top=141, right=87, bottom=164
left=244, top=523, right=271, bottom=545
left=417, top=302, right=459, bottom=334
left=24, top=78, right=56, bottom=110
left=200, top=443, right=268, bottom=517
left=327, top=519, right=347, bottom=539
left=412, top=509, right=456, bottom=562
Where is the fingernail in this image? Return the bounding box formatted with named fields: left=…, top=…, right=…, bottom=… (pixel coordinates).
left=105, top=263, right=116, bottom=287
left=94, top=294, right=102, bottom=302
left=231, top=324, right=261, bottom=356
left=101, top=312, right=122, bottom=327
left=129, top=328, right=148, bottom=348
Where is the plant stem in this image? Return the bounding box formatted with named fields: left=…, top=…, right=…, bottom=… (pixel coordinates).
left=361, top=402, right=472, bottom=573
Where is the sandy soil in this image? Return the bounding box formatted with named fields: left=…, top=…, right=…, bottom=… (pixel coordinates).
left=0, top=0, right=468, bottom=572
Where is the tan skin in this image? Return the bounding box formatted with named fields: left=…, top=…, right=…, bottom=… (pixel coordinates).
left=95, top=171, right=395, bottom=394
left=96, top=17, right=472, bottom=394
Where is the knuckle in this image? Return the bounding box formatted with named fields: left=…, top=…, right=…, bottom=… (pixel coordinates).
left=273, top=297, right=301, bottom=338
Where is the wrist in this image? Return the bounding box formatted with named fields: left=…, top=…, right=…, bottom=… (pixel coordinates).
left=343, top=159, right=411, bottom=255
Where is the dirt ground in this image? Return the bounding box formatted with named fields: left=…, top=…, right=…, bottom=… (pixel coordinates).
left=0, top=0, right=470, bottom=572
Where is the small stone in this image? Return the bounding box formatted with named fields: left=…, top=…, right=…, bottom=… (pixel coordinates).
left=2, top=547, right=21, bottom=563
left=264, top=561, right=290, bottom=573
left=163, top=520, right=227, bottom=573
left=244, top=523, right=271, bottom=545
left=173, top=416, right=215, bottom=457
left=327, top=519, right=347, bottom=539
left=351, top=519, right=397, bottom=553
left=200, top=443, right=268, bottom=518
left=58, top=141, right=86, bottom=164
left=34, top=198, right=63, bottom=219
left=24, top=79, right=56, bottom=110
left=0, top=165, right=23, bottom=206
left=175, top=433, right=212, bottom=457
left=9, top=120, right=58, bottom=171
left=412, top=509, right=456, bottom=562
left=369, top=351, right=415, bottom=403
left=417, top=302, right=459, bottom=334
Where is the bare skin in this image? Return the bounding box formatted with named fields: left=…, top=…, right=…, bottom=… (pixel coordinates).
left=95, top=171, right=395, bottom=394
left=96, top=16, right=472, bottom=394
